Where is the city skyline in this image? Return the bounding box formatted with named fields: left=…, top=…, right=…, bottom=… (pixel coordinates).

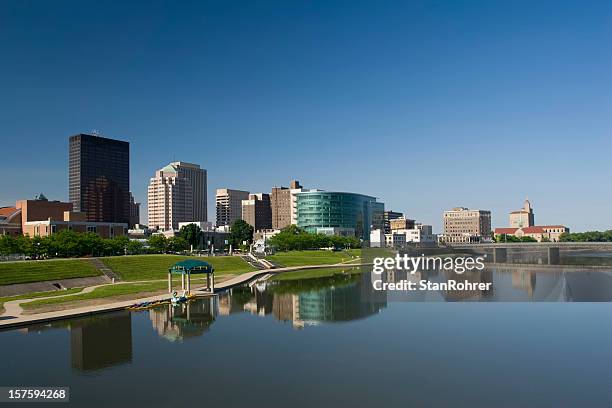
left=2, top=1, right=611, bottom=232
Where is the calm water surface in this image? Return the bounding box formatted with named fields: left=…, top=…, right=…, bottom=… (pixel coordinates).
left=2, top=264, right=612, bottom=407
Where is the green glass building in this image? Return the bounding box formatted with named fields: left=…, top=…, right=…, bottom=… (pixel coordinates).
left=295, top=191, right=384, bottom=240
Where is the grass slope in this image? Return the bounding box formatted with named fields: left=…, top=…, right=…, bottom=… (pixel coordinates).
left=102, top=254, right=255, bottom=281
left=22, top=282, right=168, bottom=309
left=272, top=266, right=362, bottom=281
left=0, top=260, right=101, bottom=286
left=266, top=249, right=361, bottom=267
left=0, top=288, right=83, bottom=313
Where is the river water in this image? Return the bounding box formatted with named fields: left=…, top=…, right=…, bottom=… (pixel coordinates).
left=1, top=262, right=612, bottom=407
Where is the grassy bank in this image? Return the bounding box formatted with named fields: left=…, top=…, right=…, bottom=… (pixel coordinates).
left=0, top=260, right=100, bottom=286
left=22, top=282, right=168, bottom=309
left=265, top=249, right=361, bottom=267
left=0, top=288, right=83, bottom=313
left=271, top=266, right=362, bottom=281
left=101, top=254, right=256, bottom=281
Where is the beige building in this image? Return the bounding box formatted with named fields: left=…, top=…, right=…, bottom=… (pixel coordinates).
left=271, top=180, right=301, bottom=230
left=509, top=199, right=535, bottom=228
left=242, top=193, right=272, bottom=231
left=494, top=225, right=569, bottom=242
left=389, top=217, right=415, bottom=231
left=23, top=211, right=126, bottom=238
left=441, top=207, right=492, bottom=243
left=216, top=189, right=250, bottom=227
left=148, top=164, right=195, bottom=231
left=170, top=162, right=207, bottom=222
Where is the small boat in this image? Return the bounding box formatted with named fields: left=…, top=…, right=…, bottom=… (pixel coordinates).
left=170, top=290, right=189, bottom=305
left=127, top=291, right=194, bottom=311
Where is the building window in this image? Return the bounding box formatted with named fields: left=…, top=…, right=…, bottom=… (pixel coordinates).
left=87, top=226, right=97, bottom=233
left=51, top=225, right=57, bottom=234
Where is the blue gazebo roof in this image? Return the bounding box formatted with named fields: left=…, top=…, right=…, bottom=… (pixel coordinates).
left=169, top=260, right=214, bottom=275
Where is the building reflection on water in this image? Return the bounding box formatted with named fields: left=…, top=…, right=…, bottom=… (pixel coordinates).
left=19, top=311, right=133, bottom=372
left=70, top=311, right=132, bottom=371
left=215, top=271, right=388, bottom=329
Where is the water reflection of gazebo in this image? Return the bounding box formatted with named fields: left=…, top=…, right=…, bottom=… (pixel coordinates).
left=168, top=260, right=215, bottom=294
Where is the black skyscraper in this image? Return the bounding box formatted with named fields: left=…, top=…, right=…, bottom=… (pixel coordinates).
left=69, top=133, right=130, bottom=224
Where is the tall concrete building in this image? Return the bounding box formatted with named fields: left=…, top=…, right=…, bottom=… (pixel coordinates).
left=271, top=180, right=301, bottom=230
left=69, top=133, right=130, bottom=224
left=169, top=162, right=207, bottom=222
left=242, top=193, right=272, bottom=231
left=216, top=188, right=250, bottom=227
left=509, top=199, right=535, bottom=228
left=147, top=164, right=194, bottom=231
left=441, top=207, right=492, bottom=243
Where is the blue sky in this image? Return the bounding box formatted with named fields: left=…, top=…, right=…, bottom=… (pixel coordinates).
left=1, top=0, right=611, bottom=232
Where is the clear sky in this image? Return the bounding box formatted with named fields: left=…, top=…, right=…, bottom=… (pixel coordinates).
left=1, top=0, right=611, bottom=232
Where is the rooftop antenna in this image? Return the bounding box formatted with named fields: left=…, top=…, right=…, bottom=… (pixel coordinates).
left=91, top=129, right=102, bottom=137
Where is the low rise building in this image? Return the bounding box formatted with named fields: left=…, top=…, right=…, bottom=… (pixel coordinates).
left=128, top=224, right=152, bottom=239
left=177, top=221, right=214, bottom=232
left=16, top=196, right=127, bottom=238
left=494, top=225, right=569, bottom=242
left=24, top=211, right=126, bottom=238
left=390, top=217, right=415, bottom=231
left=382, top=224, right=437, bottom=247
left=369, top=228, right=385, bottom=247
left=0, top=207, right=22, bottom=236
left=383, top=211, right=403, bottom=234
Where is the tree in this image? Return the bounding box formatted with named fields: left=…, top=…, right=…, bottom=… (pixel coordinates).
left=167, top=236, right=189, bottom=252
left=229, top=219, right=254, bottom=249
left=148, top=234, right=168, bottom=254
left=126, top=240, right=144, bottom=255
left=0, top=235, right=17, bottom=256
left=179, top=223, right=202, bottom=250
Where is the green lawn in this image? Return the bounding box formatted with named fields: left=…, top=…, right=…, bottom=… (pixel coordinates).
left=22, top=282, right=168, bottom=309
left=0, top=288, right=83, bottom=313
left=101, top=254, right=256, bottom=281
left=265, top=249, right=361, bottom=267
left=0, top=259, right=101, bottom=286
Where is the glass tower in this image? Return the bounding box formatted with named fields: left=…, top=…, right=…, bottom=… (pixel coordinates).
left=295, top=191, right=383, bottom=240
left=69, top=133, right=130, bottom=224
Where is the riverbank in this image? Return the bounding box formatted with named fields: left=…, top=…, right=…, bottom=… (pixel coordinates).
left=0, top=262, right=367, bottom=330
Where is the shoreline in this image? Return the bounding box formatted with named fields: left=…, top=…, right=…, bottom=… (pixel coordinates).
left=0, top=262, right=367, bottom=330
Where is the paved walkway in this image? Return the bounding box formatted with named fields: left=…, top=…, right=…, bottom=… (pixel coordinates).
left=89, top=258, right=122, bottom=282
left=0, top=275, right=110, bottom=297
left=0, top=262, right=367, bottom=329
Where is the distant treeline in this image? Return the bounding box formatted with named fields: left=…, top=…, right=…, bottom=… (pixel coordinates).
left=559, top=231, right=612, bottom=242
left=0, top=230, right=190, bottom=259
left=268, top=225, right=360, bottom=251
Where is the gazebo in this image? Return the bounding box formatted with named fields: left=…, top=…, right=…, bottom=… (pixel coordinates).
left=168, top=260, right=215, bottom=294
